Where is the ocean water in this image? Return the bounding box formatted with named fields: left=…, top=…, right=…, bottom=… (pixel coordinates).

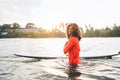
left=0, top=38, right=120, bottom=80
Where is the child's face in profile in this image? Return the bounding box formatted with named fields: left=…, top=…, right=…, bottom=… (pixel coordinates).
left=68, top=26, right=73, bottom=35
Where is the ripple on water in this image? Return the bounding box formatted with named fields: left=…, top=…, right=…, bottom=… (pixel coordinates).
left=0, top=56, right=120, bottom=80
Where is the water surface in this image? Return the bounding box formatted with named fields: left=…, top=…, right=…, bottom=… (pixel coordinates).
left=0, top=38, right=120, bottom=80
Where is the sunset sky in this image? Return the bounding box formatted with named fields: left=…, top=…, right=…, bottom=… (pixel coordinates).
left=0, top=0, right=120, bottom=29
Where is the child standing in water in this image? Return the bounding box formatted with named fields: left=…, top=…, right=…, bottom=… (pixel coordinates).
left=63, top=23, right=82, bottom=77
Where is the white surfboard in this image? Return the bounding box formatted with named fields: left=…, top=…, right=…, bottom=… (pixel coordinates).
left=14, top=52, right=120, bottom=59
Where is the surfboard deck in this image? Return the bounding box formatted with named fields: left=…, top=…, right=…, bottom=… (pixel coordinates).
left=14, top=52, right=120, bottom=59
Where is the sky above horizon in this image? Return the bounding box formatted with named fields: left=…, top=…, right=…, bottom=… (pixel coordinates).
left=0, top=0, right=120, bottom=30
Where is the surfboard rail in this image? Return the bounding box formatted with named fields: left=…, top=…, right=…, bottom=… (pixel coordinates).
left=14, top=52, right=120, bottom=59
left=14, top=53, right=58, bottom=59
left=81, top=52, right=120, bottom=59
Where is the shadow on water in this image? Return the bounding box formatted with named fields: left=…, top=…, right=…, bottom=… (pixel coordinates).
left=21, top=58, right=41, bottom=63
left=34, top=73, right=67, bottom=80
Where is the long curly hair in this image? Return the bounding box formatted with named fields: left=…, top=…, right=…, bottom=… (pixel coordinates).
left=66, top=23, right=82, bottom=41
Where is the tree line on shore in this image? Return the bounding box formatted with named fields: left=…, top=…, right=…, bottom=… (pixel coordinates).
left=0, top=23, right=120, bottom=38
left=84, top=24, right=120, bottom=37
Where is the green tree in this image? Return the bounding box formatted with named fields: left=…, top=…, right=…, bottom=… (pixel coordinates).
left=0, top=24, right=11, bottom=32
left=25, top=23, right=36, bottom=29
left=13, top=23, right=20, bottom=29
left=111, top=26, right=120, bottom=37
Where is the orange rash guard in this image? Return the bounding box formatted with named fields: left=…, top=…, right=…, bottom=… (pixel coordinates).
left=64, top=36, right=81, bottom=65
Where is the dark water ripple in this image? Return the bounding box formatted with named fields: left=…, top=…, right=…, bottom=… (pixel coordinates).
left=82, top=73, right=116, bottom=80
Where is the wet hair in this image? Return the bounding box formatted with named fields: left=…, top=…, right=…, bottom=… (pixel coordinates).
left=66, top=23, right=82, bottom=41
